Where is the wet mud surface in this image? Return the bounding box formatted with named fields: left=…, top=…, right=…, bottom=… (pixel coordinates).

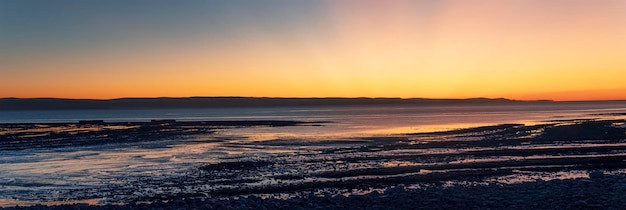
left=0, top=120, right=312, bottom=150
left=6, top=174, right=626, bottom=209
left=2, top=118, right=626, bottom=209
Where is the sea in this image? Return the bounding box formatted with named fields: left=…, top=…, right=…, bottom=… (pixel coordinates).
left=2, top=101, right=626, bottom=206
left=3, top=102, right=626, bottom=133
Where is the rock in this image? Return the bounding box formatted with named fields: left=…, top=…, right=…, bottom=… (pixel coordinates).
left=574, top=200, right=588, bottom=206
left=589, top=171, right=605, bottom=179
left=384, top=186, right=405, bottom=195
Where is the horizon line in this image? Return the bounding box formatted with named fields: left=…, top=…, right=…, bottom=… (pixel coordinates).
left=3, top=96, right=626, bottom=103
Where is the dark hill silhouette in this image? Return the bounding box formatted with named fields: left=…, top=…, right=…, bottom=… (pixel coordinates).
left=0, top=97, right=553, bottom=110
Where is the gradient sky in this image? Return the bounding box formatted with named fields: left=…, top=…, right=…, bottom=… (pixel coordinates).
left=1, top=0, right=626, bottom=100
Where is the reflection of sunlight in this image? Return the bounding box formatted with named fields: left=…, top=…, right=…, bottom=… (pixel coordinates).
left=0, top=138, right=229, bottom=206
left=0, top=198, right=103, bottom=208
left=363, top=123, right=496, bottom=135
left=380, top=160, right=421, bottom=167
left=0, top=124, right=140, bottom=136
left=361, top=126, right=421, bottom=134
left=486, top=171, right=590, bottom=184
left=449, top=153, right=626, bottom=165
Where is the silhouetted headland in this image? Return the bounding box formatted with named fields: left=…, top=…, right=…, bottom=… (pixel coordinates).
left=0, top=97, right=559, bottom=110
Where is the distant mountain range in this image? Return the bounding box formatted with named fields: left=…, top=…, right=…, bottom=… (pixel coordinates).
left=0, top=97, right=558, bottom=110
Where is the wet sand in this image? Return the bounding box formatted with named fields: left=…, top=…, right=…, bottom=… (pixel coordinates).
left=5, top=174, right=626, bottom=209
left=2, top=118, right=626, bottom=209
left=0, top=120, right=315, bottom=150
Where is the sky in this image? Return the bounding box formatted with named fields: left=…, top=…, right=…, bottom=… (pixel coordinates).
left=1, top=0, right=626, bottom=101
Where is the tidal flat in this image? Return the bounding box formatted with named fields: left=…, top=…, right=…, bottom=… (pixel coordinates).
left=2, top=116, right=626, bottom=209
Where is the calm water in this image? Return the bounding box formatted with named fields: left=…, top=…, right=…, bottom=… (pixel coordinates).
left=2, top=102, right=626, bottom=206
left=3, top=102, right=626, bottom=133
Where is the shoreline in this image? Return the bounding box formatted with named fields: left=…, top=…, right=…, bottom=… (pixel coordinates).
left=2, top=118, right=626, bottom=208
left=3, top=174, right=625, bottom=209
left=0, top=120, right=321, bottom=151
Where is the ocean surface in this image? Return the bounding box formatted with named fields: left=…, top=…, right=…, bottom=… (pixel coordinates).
left=3, top=102, right=626, bottom=133
left=2, top=102, right=626, bottom=207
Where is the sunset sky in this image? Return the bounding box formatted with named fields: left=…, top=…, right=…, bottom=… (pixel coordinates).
left=1, top=0, right=626, bottom=101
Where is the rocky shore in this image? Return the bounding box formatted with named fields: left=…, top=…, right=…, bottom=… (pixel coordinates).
left=2, top=118, right=626, bottom=209
left=0, top=120, right=317, bottom=150
left=3, top=173, right=625, bottom=210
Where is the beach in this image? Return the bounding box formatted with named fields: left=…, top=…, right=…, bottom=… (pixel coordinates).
left=1, top=104, right=626, bottom=209
left=1, top=116, right=626, bottom=208
left=6, top=174, right=626, bottom=209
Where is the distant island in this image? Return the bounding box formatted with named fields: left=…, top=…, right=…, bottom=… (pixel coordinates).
left=0, top=97, right=572, bottom=110
left=0, top=97, right=552, bottom=110
left=0, top=97, right=563, bottom=110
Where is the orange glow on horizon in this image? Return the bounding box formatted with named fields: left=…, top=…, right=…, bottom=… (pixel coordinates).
left=2, top=1, right=626, bottom=101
